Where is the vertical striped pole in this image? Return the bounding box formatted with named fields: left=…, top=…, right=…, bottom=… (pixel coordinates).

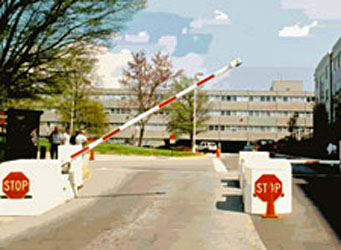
left=70, top=58, right=242, bottom=159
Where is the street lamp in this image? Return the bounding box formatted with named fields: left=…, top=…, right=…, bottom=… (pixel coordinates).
left=191, top=59, right=243, bottom=153
left=193, top=72, right=204, bottom=153
left=193, top=88, right=197, bottom=153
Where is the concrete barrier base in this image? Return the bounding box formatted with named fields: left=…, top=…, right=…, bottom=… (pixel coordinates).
left=0, top=160, right=74, bottom=216
left=243, top=159, right=292, bottom=215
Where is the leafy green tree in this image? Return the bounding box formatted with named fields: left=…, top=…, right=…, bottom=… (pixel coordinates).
left=52, top=45, right=107, bottom=136
left=288, top=111, right=299, bottom=139
left=58, top=97, right=108, bottom=137
left=119, top=51, right=181, bottom=146
left=166, top=76, right=210, bottom=147
left=0, top=0, right=146, bottom=108
left=313, top=103, right=329, bottom=142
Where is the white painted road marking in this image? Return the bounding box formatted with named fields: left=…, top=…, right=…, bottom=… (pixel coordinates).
left=211, top=157, right=228, bottom=173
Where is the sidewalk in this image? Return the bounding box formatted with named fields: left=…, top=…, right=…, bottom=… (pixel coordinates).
left=0, top=158, right=134, bottom=245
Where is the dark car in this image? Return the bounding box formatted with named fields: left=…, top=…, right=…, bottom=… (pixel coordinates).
left=253, top=139, right=277, bottom=154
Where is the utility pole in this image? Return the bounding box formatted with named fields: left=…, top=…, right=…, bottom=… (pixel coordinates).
left=70, top=83, right=76, bottom=135
left=192, top=72, right=204, bottom=153
left=192, top=88, right=197, bottom=153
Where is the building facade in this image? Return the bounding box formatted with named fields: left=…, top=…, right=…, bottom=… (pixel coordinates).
left=40, top=80, right=314, bottom=147
left=315, top=37, right=341, bottom=123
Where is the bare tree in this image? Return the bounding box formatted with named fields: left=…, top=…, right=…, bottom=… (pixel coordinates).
left=119, top=51, right=181, bottom=146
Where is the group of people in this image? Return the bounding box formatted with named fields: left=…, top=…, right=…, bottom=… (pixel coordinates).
left=49, top=126, right=87, bottom=159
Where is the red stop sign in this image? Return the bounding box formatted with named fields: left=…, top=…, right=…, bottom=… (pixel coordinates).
left=254, top=174, right=283, bottom=218
left=2, top=172, right=30, bottom=199
left=255, top=174, right=282, bottom=202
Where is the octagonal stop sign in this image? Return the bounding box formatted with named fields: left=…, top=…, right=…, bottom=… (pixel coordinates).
left=2, top=172, right=30, bottom=199
left=254, top=174, right=282, bottom=218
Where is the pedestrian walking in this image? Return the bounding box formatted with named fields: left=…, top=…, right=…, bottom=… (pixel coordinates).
left=49, top=126, right=63, bottom=159
left=75, top=130, right=87, bottom=147
left=63, top=126, right=71, bottom=145
left=70, top=130, right=79, bottom=145
left=30, top=127, right=38, bottom=158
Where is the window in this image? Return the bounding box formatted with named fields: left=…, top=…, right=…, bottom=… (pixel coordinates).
left=221, top=110, right=231, bottom=116
left=237, top=96, right=249, bottom=102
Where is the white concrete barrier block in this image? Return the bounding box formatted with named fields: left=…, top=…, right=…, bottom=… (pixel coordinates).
left=0, top=160, right=74, bottom=216
left=238, top=151, right=269, bottom=189
left=58, top=145, right=83, bottom=188
left=243, top=159, right=292, bottom=215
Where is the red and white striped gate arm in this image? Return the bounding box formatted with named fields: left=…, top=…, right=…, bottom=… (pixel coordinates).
left=70, top=58, right=242, bottom=159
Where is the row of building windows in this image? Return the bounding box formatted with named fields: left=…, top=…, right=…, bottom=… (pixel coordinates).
left=109, top=123, right=168, bottom=130
left=106, top=108, right=132, bottom=114
left=317, top=52, right=341, bottom=82
left=332, top=52, right=341, bottom=72
left=108, top=122, right=313, bottom=134
left=94, top=94, right=163, bottom=101
left=208, top=125, right=312, bottom=133
left=217, top=110, right=311, bottom=118
left=94, top=93, right=314, bottom=103
left=106, top=108, right=312, bottom=118
left=105, top=108, right=167, bottom=115
left=208, top=95, right=314, bottom=103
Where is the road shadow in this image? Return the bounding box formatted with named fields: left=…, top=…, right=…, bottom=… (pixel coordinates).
left=216, top=194, right=243, bottom=212
left=221, top=179, right=240, bottom=188
left=217, top=179, right=243, bottom=212
left=293, top=164, right=341, bottom=241
left=76, top=191, right=166, bottom=199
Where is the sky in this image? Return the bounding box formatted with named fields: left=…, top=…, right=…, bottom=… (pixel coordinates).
left=94, top=0, right=341, bottom=91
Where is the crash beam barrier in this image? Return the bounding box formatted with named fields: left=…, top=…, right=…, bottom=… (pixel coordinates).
left=0, top=160, right=74, bottom=215
left=0, top=59, right=242, bottom=216
left=68, top=58, right=242, bottom=162
left=0, top=145, right=85, bottom=216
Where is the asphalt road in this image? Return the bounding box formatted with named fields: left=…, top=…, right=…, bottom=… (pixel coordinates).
left=0, top=156, right=264, bottom=250
left=221, top=154, right=341, bottom=249
left=1, top=154, right=340, bottom=250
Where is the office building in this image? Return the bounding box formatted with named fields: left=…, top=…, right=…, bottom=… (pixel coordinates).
left=315, top=37, right=341, bottom=123
left=40, top=80, right=314, bottom=147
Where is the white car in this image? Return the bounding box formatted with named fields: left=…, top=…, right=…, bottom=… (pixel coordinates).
left=197, top=141, right=217, bottom=153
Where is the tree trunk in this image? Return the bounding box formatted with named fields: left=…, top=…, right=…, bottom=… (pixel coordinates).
left=190, top=132, right=194, bottom=148
left=138, top=123, right=145, bottom=147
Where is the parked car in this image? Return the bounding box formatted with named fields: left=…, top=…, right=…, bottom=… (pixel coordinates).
left=253, top=139, right=276, bottom=155
left=174, top=146, right=192, bottom=152
left=197, top=141, right=217, bottom=153
left=243, top=142, right=253, bottom=151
